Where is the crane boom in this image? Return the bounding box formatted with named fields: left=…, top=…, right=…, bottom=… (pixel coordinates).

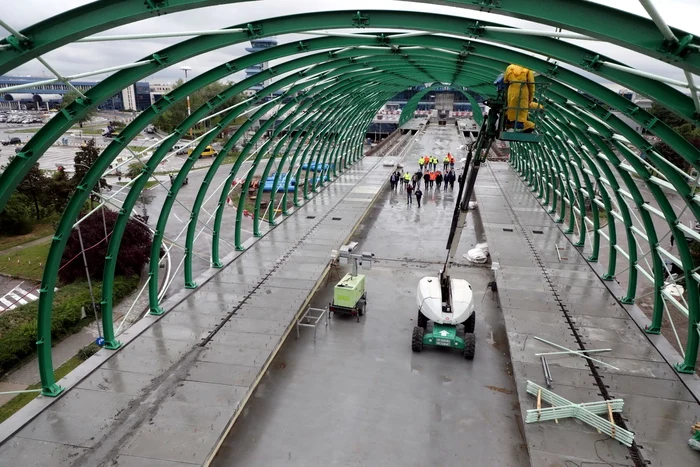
left=439, top=101, right=502, bottom=291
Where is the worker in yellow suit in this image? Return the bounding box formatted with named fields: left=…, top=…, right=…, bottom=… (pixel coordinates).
left=504, top=64, right=536, bottom=132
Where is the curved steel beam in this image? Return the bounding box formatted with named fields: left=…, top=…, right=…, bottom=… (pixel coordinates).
left=3, top=12, right=697, bottom=394
left=3, top=1, right=699, bottom=75
left=4, top=10, right=700, bottom=212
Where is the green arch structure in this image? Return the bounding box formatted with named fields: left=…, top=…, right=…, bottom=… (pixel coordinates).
left=0, top=4, right=698, bottom=397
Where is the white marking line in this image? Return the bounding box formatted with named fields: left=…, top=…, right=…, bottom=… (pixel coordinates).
left=6, top=292, right=27, bottom=305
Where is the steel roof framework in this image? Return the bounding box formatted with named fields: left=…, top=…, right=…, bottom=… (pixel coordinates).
left=0, top=3, right=697, bottom=397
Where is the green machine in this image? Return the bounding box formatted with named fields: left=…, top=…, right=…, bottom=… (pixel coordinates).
left=334, top=273, right=365, bottom=308
left=329, top=243, right=373, bottom=322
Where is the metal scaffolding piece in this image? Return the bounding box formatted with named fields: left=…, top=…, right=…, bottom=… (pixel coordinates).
left=526, top=381, right=634, bottom=447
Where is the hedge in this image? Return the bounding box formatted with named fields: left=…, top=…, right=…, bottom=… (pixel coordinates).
left=0, top=275, right=139, bottom=377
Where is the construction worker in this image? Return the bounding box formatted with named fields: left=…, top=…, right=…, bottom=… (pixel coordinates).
left=504, top=63, right=537, bottom=132
left=406, top=182, right=414, bottom=205
left=423, top=171, right=430, bottom=190
left=431, top=156, right=438, bottom=171
left=429, top=170, right=436, bottom=189
left=443, top=155, right=450, bottom=171
left=449, top=154, right=455, bottom=169
left=418, top=157, right=425, bottom=172
left=415, top=186, right=423, bottom=208
left=424, top=155, right=430, bottom=168
left=413, top=171, right=422, bottom=190
left=404, top=171, right=411, bottom=187
left=436, top=171, right=443, bottom=190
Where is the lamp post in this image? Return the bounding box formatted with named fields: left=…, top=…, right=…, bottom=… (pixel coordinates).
left=180, top=65, right=193, bottom=139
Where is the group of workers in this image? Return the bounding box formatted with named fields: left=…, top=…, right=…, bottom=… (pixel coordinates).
left=418, top=154, right=455, bottom=172
left=390, top=159, right=458, bottom=208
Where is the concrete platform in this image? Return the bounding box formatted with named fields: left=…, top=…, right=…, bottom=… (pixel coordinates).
left=476, top=162, right=700, bottom=467
left=209, top=125, right=529, bottom=467
left=0, top=135, right=415, bottom=466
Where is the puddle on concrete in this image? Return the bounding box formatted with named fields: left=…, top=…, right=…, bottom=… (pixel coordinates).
left=486, top=385, right=514, bottom=395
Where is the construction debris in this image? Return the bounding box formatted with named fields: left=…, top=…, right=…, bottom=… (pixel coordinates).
left=463, top=242, right=489, bottom=264
left=534, top=336, right=619, bottom=371
left=540, top=356, right=553, bottom=388
left=690, top=423, right=700, bottom=452
left=525, top=381, right=634, bottom=447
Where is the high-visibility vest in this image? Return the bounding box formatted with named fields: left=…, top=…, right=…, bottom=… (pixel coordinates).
left=432, top=157, right=438, bottom=164
left=444, top=156, right=450, bottom=163
left=418, top=158, right=424, bottom=165
left=404, top=173, right=411, bottom=181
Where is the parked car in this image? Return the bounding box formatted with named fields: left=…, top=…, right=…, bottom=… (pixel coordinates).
left=1, top=137, right=22, bottom=146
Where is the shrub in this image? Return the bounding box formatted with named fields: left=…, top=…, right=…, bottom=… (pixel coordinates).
left=59, top=209, right=156, bottom=283
left=0, top=275, right=139, bottom=377
left=77, top=343, right=101, bottom=361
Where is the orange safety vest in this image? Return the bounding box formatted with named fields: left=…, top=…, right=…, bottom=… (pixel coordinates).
left=430, top=172, right=437, bottom=181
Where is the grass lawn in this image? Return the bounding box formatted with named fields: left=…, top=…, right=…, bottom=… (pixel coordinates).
left=6, top=128, right=42, bottom=134
left=78, top=129, right=104, bottom=135
left=0, top=354, right=83, bottom=424
left=0, top=223, right=54, bottom=252
left=0, top=242, right=51, bottom=281
left=127, top=146, right=149, bottom=153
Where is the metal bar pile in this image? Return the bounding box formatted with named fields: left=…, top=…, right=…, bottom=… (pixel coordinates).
left=525, top=381, right=635, bottom=447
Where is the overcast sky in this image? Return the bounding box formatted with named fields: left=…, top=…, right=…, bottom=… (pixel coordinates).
left=2, top=0, right=699, bottom=94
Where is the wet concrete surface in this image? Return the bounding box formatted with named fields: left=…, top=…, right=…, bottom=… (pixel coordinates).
left=477, top=162, right=700, bottom=467
left=211, top=125, right=529, bottom=467
left=0, top=137, right=402, bottom=466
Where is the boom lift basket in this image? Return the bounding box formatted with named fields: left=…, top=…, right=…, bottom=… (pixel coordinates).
left=497, top=80, right=549, bottom=143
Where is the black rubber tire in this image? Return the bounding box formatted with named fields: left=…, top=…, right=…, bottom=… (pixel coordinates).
left=358, top=299, right=366, bottom=316
left=463, top=312, right=476, bottom=334
left=463, top=333, right=476, bottom=360
left=417, top=311, right=428, bottom=329
left=412, top=326, right=424, bottom=352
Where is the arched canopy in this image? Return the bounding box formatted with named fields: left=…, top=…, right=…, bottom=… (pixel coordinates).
left=0, top=3, right=698, bottom=400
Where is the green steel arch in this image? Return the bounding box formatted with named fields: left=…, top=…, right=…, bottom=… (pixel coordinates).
left=0, top=6, right=697, bottom=397
left=1, top=0, right=699, bottom=75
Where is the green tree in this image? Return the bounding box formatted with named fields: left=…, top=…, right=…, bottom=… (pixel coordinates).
left=61, top=90, right=98, bottom=128
left=648, top=103, right=700, bottom=172
left=73, top=140, right=111, bottom=208
left=126, top=162, right=143, bottom=179
left=649, top=103, right=685, bottom=129
left=152, top=80, right=246, bottom=136
left=0, top=156, right=50, bottom=220
left=0, top=193, right=33, bottom=235
left=46, top=168, right=77, bottom=214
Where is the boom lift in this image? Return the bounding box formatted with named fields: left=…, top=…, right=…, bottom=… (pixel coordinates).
left=411, top=104, right=501, bottom=359
left=411, top=74, right=546, bottom=359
